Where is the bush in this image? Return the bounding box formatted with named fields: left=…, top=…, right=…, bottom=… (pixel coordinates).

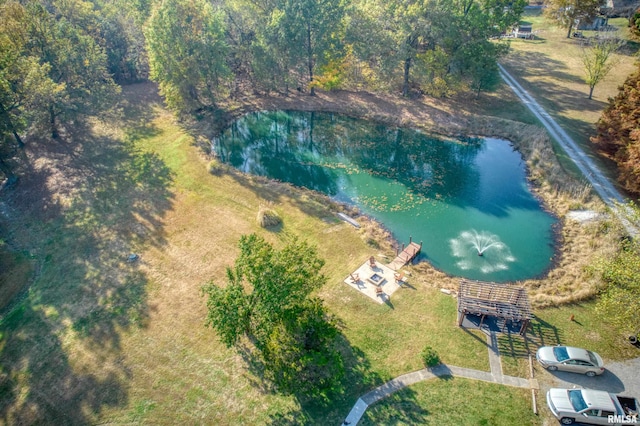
left=421, top=345, right=440, bottom=368
left=207, top=159, right=222, bottom=175
left=257, top=206, right=282, bottom=228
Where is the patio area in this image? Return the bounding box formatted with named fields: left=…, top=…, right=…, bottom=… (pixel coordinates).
left=343, top=258, right=405, bottom=304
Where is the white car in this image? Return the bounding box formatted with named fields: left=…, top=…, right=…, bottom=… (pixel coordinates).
left=536, top=346, right=605, bottom=376
left=547, top=388, right=638, bottom=425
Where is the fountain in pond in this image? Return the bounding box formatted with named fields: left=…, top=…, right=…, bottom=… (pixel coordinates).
left=450, top=230, right=516, bottom=274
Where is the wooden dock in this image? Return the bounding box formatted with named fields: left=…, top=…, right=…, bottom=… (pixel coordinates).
left=388, top=241, right=422, bottom=270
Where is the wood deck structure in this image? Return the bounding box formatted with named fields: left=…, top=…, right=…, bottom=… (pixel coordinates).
left=457, top=280, right=532, bottom=336
left=388, top=240, right=422, bottom=270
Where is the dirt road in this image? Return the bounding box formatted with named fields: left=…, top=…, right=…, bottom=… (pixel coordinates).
left=498, top=64, right=638, bottom=236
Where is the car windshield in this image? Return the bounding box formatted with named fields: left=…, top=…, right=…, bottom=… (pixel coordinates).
left=569, top=390, right=588, bottom=412
left=587, top=351, right=598, bottom=365
left=553, top=346, right=570, bottom=362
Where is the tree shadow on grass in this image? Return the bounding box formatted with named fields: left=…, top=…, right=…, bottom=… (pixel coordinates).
left=505, top=51, right=585, bottom=86
left=0, top=84, right=174, bottom=423
left=503, top=52, right=610, bottom=116
left=235, top=332, right=387, bottom=425
left=358, top=387, right=429, bottom=426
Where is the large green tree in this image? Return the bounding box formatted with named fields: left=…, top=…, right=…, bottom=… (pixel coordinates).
left=202, top=234, right=344, bottom=398
left=591, top=63, right=640, bottom=194
left=433, top=0, right=518, bottom=96
left=145, top=0, right=231, bottom=111
left=23, top=0, right=119, bottom=138
left=544, top=0, right=604, bottom=39
left=270, top=0, right=347, bottom=95
left=348, top=0, right=521, bottom=97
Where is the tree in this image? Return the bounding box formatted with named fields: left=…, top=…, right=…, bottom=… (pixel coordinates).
left=591, top=63, right=640, bottom=194
left=202, top=234, right=344, bottom=398
left=544, top=0, right=604, bottom=39
left=388, top=0, right=434, bottom=97
left=0, top=1, right=61, bottom=180
left=145, top=0, right=231, bottom=111
left=630, top=7, right=640, bottom=40
left=434, top=0, right=519, bottom=96
left=582, top=37, right=623, bottom=99
left=22, top=0, right=119, bottom=138
left=270, top=0, right=347, bottom=95
left=348, top=0, right=522, bottom=97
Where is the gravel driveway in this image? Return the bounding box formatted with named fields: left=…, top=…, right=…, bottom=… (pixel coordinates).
left=538, top=355, right=640, bottom=425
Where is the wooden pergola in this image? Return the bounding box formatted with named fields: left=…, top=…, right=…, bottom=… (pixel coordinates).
left=457, top=280, right=532, bottom=336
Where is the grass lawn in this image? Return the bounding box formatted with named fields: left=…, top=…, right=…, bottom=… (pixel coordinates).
left=0, top=24, right=637, bottom=420
left=501, top=9, right=639, bottom=185
left=0, top=83, right=493, bottom=425
left=360, top=377, right=538, bottom=425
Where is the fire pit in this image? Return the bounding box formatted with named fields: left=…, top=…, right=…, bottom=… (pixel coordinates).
left=367, top=273, right=385, bottom=286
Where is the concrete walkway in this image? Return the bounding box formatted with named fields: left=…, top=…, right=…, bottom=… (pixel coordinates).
left=342, top=331, right=532, bottom=425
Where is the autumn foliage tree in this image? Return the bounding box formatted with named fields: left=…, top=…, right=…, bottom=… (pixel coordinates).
left=591, top=63, right=640, bottom=194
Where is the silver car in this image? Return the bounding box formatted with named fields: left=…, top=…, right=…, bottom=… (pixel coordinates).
left=536, top=346, right=605, bottom=376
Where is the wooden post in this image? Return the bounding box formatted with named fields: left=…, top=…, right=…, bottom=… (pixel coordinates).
left=529, top=354, right=538, bottom=415
left=409, top=236, right=412, bottom=244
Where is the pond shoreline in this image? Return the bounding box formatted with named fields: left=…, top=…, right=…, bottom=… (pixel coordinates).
left=194, top=88, right=617, bottom=307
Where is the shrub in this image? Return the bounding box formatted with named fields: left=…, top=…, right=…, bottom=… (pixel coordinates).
left=257, top=206, right=281, bottom=228
left=207, top=159, right=222, bottom=175
left=421, top=345, right=440, bottom=368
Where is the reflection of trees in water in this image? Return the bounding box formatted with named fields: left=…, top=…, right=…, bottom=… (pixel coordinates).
left=217, top=111, right=340, bottom=194
left=216, top=111, right=483, bottom=199
left=332, top=124, right=483, bottom=201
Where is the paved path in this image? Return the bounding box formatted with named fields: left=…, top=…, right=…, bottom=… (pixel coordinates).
left=498, top=64, right=638, bottom=237
left=342, top=331, right=531, bottom=425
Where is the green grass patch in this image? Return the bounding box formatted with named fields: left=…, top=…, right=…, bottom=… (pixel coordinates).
left=533, top=302, right=639, bottom=361
left=361, top=377, right=537, bottom=425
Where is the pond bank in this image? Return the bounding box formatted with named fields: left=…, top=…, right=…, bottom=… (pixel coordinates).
left=193, top=88, right=620, bottom=307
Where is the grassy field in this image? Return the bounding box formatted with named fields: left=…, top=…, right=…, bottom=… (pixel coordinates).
left=0, top=84, right=498, bottom=424
left=501, top=9, right=639, bottom=184
left=0, top=14, right=638, bottom=423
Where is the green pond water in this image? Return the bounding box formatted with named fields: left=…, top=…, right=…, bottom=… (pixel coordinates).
left=215, top=111, right=557, bottom=282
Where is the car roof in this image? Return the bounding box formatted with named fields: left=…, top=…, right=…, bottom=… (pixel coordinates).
left=564, top=346, right=592, bottom=362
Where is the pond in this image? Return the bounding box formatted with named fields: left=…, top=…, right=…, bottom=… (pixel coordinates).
left=215, top=111, right=557, bottom=282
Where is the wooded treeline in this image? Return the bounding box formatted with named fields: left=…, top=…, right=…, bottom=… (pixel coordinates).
left=1, top=0, right=526, bottom=182
left=592, top=62, right=640, bottom=194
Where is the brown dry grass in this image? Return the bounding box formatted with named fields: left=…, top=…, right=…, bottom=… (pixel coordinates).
left=502, top=11, right=639, bottom=185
